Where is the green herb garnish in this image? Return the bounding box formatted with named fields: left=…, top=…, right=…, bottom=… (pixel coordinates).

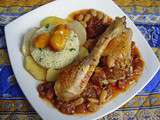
left=69, top=48, right=76, bottom=51
left=39, top=48, right=42, bottom=51
left=73, top=34, right=77, bottom=37
left=45, top=24, right=49, bottom=29
left=39, top=57, right=43, bottom=62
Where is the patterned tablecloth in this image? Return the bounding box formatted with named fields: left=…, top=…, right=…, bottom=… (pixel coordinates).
left=0, top=0, right=160, bottom=120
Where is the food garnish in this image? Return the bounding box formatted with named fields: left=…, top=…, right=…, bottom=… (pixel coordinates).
left=50, top=24, right=70, bottom=51
left=34, top=32, right=50, bottom=48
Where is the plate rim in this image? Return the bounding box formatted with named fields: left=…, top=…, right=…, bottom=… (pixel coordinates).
left=4, top=0, right=160, bottom=120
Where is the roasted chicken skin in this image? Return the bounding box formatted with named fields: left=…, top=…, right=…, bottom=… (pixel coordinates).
left=54, top=17, right=127, bottom=102
left=103, top=28, right=132, bottom=68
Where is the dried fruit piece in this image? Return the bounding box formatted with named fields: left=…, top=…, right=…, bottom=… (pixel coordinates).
left=34, top=33, right=50, bottom=48
left=50, top=25, right=70, bottom=51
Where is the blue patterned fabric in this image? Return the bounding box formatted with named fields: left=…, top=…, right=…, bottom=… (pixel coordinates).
left=143, top=70, right=160, bottom=93
left=136, top=24, right=160, bottom=47
left=0, top=26, right=6, bottom=48
left=0, top=1, right=160, bottom=120
left=0, top=64, right=23, bottom=97
left=0, top=5, right=160, bottom=119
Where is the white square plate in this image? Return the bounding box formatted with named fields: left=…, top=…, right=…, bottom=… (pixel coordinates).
left=5, top=0, right=160, bottom=120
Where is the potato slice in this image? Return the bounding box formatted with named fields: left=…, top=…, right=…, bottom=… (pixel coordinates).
left=69, top=21, right=87, bottom=46
left=22, top=28, right=37, bottom=56
left=78, top=47, right=89, bottom=60
left=46, top=68, right=59, bottom=81
left=24, top=56, right=47, bottom=81
left=40, top=16, right=68, bottom=26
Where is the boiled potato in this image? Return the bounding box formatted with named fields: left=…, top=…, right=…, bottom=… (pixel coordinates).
left=46, top=68, right=60, bottom=81
left=78, top=47, right=89, bottom=60
left=40, top=16, right=68, bottom=26
left=24, top=56, right=47, bottom=81
left=69, top=21, right=87, bottom=46
left=22, top=28, right=37, bottom=56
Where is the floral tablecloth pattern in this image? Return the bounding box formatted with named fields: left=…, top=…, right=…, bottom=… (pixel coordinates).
left=0, top=0, right=160, bottom=120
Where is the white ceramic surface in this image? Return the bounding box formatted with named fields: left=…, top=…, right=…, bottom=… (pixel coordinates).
left=5, top=0, right=160, bottom=120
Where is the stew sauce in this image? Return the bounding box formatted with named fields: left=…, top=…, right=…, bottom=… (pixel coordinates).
left=37, top=9, right=144, bottom=115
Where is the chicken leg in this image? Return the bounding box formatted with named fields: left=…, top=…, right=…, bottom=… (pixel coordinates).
left=103, top=28, right=133, bottom=68
left=54, top=17, right=127, bottom=102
